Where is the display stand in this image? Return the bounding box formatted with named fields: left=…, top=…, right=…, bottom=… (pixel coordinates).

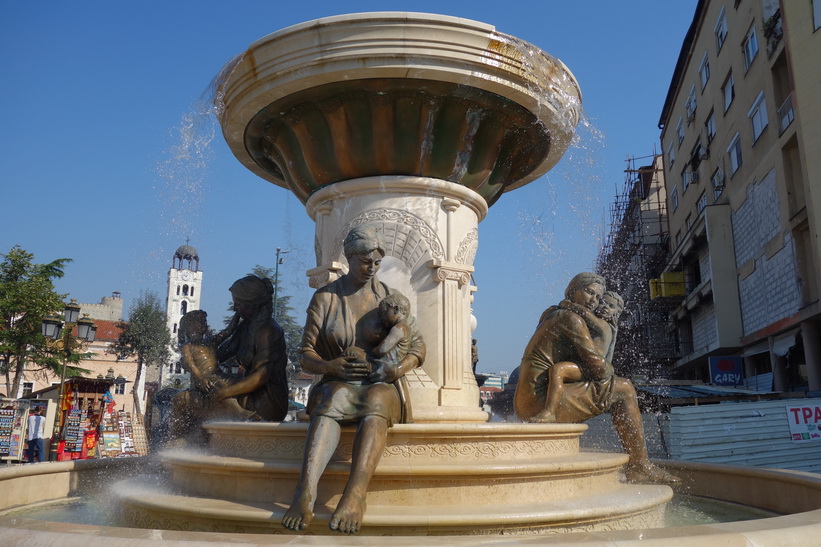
left=0, top=399, right=30, bottom=462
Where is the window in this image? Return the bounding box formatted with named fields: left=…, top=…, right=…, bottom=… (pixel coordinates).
left=671, top=185, right=679, bottom=211
left=697, top=192, right=708, bottom=214
left=115, top=382, right=125, bottom=395
left=705, top=110, right=716, bottom=143
left=722, top=72, right=735, bottom=112
left=815, top=0, right=821, bottom=31
left=686, top=85, right=697, bottom=121
left=742, top=25, right=759, bottom=70
left=676, top=117, right=685, bottom=144
left=682, top=167, right=689, bottom=192
left=667, top=141, right=675, bottom=166
left=180, top=301, right=187, bottom=315
left=728, top=133, right=742, bottom=174
left=748, top=91, right=769, bottom=141
left=699, top=53, right=710, bottom=89
left=22, top=382, right=33, bottom=398
left=715, top=8, right=729, bottom=51
left=182, top=284, right=189, bottom=296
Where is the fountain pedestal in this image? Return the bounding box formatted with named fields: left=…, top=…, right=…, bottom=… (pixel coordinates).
left=117, top=422, right=672, bottom=535
left=305, top=176, right=488, bottom=421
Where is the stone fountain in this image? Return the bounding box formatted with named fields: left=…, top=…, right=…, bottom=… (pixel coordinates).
left=4, top=12, right=821, bottom=545
left=111, top=12, right=672, bottom=535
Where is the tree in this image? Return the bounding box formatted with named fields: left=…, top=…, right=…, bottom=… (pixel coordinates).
left=227, top=265, right=304, bottom=388
left=109, top=291, right=171, bottom=415
left=0, top=246, right=71, bottom=396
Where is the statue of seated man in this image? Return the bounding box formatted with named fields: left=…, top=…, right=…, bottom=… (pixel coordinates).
left=514, top=272, right=678, bottom=484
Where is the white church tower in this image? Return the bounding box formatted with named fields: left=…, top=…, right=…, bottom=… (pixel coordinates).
left=164, top=242, right=203, bottom=388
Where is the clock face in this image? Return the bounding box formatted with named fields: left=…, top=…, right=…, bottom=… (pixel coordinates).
left=181, top=271, right=191, bottom=281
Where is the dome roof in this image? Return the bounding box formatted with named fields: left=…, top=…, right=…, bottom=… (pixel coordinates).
left=174, top=245, right=199, bottom=260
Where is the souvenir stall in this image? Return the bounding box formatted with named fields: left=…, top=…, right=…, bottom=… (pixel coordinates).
left=56, top=377, right=149, bottom=460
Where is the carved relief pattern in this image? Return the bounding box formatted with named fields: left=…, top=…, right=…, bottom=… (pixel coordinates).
left=210, top=435, right=306, bottom=459
left=454, top=228, right=479, bottom=265
left=332, top=209, right=444, bottom=266
left=383, top=439, right=575, bottom=459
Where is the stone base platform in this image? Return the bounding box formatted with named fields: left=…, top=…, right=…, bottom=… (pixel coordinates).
left=115, top=422, right=672, bottom=535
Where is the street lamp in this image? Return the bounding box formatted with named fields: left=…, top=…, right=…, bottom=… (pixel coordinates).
left=41, top=300, right=96, bottom=462
left=273, top=247, right=290, bottom=320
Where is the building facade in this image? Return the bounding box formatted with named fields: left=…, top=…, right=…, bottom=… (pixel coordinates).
left=657, top=0, right=821, bottom=392
left=163, top=243, right=203, bottom=388
left=596, top=155, right=677, bottom=379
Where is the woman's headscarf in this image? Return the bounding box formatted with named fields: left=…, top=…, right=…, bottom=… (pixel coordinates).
left=229, top=275, right=274, bottom=305
left=343, top=225, right=386, bottom=258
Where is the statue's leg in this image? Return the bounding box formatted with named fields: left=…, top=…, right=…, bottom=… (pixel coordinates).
left=530, top=362, right=582, bottom=423
left=282, top=416, right=341, bottom=531
left=329, top=414, right=388, bottom=534
left=610, top=378, right=679, bottom=484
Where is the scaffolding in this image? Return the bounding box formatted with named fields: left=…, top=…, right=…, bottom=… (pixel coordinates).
left=596, top=153, right=679, bottom=379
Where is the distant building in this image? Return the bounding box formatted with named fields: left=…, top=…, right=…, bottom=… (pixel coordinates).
left=596, top=154, right=676, bottom=379
left=163, top=242, right=203, bottom=388
left=14, top=300, right=140, bottom=416
left=654, top=0, right=821, bottom=392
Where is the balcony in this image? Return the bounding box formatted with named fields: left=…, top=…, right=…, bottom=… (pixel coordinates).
left=764, top=9, right=783, bottom=57
left=778, top=93, right=794, bottom=135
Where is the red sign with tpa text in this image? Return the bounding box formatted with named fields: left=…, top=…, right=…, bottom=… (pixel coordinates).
left=786, top=405, right=821, bottom=443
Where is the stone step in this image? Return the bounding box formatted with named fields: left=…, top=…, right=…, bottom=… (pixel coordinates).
left=163, top=450, right=630, bottom=506
left=117, top=482, right=671, bottom=535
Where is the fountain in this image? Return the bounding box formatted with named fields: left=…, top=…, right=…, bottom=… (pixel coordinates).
left=2, top=12, right=821, bottom=545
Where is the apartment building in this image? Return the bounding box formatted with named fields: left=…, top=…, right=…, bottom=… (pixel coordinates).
left=658, top=0, right=821, bottom=392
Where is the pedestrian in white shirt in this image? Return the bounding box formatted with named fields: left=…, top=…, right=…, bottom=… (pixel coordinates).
left=26, top=406, right=46, bottom=463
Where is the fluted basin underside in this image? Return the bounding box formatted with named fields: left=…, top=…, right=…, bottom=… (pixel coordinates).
left=217, top=12, right=582, bottom=205
left=246, top=78, right=549, bottom=205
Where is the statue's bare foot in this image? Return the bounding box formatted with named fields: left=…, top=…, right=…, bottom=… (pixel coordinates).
left=528, top=410, right=557, bottom=423
left=282, top=490, right=315, bottom=531
left=329, top=492, right=366, bottom=534
left=625, top=462, right=680, bottom=484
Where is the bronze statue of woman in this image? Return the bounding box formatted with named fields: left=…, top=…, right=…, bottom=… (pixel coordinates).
left=213, top=275, right=289, bottom=422
left=282, top=225, right=425, bottom=534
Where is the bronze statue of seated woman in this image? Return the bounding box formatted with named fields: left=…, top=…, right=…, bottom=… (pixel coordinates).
left=282, top=225, right=425, bottom=534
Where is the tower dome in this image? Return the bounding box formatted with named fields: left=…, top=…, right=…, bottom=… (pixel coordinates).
left=173, top=243, right=199, bottom=271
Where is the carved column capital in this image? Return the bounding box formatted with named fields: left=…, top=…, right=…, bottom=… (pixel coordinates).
left=441, top=197, right=461, bottom=213
left=307, top=262, right=345, bottom=289
left=429, top=259, right=473, bottom=287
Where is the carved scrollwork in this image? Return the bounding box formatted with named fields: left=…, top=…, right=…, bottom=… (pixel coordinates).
left=332, top=209, right=444, bottom=266
left=454, top=228, right=479, bottom=265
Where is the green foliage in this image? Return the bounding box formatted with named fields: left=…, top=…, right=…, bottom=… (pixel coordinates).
left=109, top=291, right=171, bottom=414
left=0, top=245, right=72, bottom=396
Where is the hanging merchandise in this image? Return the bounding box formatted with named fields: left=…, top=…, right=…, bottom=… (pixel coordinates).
left=0, top=399, right=29, bottom=461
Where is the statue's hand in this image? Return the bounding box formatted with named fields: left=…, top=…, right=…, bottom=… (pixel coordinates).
left=560, top=299, right=587, bottom=316
left=326, top=356, right=371, bottom=380
left=369, top=361, right=398, bottom=383
left=213, top=387, right=229, bottom=401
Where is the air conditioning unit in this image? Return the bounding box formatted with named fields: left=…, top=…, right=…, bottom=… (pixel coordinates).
left=713, top=170, right=725, bottom=187
left=691, top=170, right=700, bottom=183
left=698, top=147, right=710, bottom=160
left=686, top=106, right=696, bottom=121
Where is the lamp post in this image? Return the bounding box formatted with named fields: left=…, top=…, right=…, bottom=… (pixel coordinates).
left=41, top=299, right=97, bottom=462
left=273, top=247, right=289, bottom=320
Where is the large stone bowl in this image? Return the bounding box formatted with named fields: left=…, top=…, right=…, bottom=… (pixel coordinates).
left=216, top=12, right=582, bottom=206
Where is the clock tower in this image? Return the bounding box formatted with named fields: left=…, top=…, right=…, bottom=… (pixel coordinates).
left=164, top=242, right=203, bottom=387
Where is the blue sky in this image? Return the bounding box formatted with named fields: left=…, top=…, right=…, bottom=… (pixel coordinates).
left=1, top=1, right=695, bottom=374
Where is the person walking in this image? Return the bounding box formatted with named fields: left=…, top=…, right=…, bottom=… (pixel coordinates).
left=26, top=406, right=46, bottom=463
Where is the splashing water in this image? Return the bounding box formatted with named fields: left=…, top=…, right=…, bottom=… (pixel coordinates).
left=517, top=109, right=607, bottom=297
